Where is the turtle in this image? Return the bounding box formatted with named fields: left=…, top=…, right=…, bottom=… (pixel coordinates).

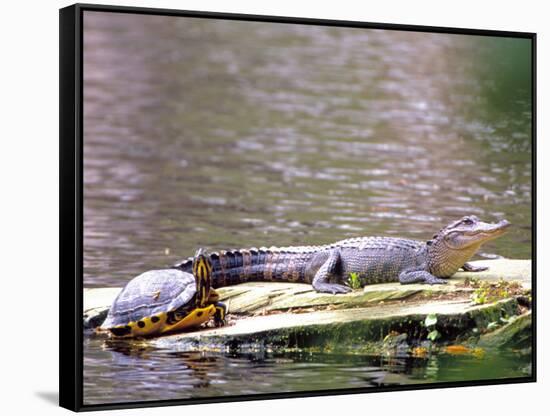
left=101, top=249, right=227, bottom=338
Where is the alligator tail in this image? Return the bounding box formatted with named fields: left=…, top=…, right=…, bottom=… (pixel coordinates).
left=174, top=248, right=312, bottom=288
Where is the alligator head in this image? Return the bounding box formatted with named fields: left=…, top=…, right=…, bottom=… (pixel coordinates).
left=427, top=215, right=510, bottom=277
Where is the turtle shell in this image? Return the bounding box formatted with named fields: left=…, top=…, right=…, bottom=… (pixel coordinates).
left=101, top=268, right=196, bottom=329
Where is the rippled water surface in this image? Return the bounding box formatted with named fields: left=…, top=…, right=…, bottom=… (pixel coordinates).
left=84, top=337, right=530, bottom=404
left=82, top=12, right=532, bottom=405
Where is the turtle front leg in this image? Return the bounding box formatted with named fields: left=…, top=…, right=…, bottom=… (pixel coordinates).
left=461, top=262, right=489, bottom=272
left=213, top=302, right=227, bottom=327
left=206, top=289, right=226, bottom=327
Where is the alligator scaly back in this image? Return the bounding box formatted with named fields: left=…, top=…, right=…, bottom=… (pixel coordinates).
left=173, top=216, right=510, bottom=294
left=174, top=244, right=323, bottom=288
left=173, top=237, right=424, bottom=289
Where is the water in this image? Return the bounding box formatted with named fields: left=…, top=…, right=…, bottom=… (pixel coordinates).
left=82, top=12, right=532, bottom=405
left=84, top=336, right=530, bottom=405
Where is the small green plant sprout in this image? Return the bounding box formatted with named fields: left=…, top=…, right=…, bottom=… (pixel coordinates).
left=424, top=313, right=437, bottom=327
left=486, top=321, right=499, bottom=330
left=427, top=330, right=440, bottom=341
left=349, top=272, right=361, bottom=290
left=470, top=278, right=524, bottom=305
left=424, top=313, right=440, bottom=342
left=471, top=289, right=487, bottom=305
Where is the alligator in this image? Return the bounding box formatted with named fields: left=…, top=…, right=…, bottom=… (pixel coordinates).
left=174, top=216, right=510, bottom=294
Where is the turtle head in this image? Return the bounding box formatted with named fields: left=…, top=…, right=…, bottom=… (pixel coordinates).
left=427, top=216, right=510, bottom=277
left=192, top=248, right=213, bottom=306
left=192, top=248, right=213, bottom=276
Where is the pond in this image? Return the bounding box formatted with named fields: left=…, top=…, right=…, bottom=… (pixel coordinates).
left=82, top=12, right=532, bottom=405
left=83, top=339, right=530, bottom=404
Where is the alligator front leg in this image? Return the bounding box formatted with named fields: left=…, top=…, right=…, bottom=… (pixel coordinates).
left=312, top=249, right=352, bottom=294
left=461, top=262, right=489, bottom=272
left=399, top=270, right=447, bottom=285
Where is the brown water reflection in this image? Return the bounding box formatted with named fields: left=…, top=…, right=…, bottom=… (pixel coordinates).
left=82, top=11, right=532, bottom=404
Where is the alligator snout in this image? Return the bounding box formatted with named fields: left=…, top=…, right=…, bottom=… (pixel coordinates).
left=498, top=219, right=511, bottom=229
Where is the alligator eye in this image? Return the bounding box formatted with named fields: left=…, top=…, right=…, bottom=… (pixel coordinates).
left=463, top=218, right=474, bottom=225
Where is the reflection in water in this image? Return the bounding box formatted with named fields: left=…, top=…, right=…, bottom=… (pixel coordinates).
left=82, top=12, right=532, bottom=405
left=84, top=334, right=529, bottom=405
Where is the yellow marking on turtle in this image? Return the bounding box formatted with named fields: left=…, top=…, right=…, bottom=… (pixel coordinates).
left=109, top=305, right=215, bottom=338
left=193, top=255, right=212, bottom=306
left=160, top=305, right=215, bottom=335
left=110, top=313, right=168, bottom=338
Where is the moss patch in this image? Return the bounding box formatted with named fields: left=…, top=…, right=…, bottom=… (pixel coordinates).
left=478, top=312, right=532, bottom=349
left=461, top=277, right=529, bottom=305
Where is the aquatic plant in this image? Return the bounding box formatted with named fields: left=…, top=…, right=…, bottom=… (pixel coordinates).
left=424, top=313, right=440, bottom=341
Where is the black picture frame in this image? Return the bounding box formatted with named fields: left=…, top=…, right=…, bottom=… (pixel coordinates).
left=60, top=3, right=537, bottom=412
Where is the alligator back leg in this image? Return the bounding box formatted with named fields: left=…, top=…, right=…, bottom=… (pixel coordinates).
left=312, top=249, right=352, bottom=294
left=399, top=269, right=447, bottom=285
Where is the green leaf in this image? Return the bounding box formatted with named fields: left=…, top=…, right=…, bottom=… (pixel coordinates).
left=425, top=313, right=438, bottom=327
left=427, top=329, right=440, bottom=341
left=348, top=272, right=361, bottom=290
left=500, top=315, right=517, bottom=324
left=487, top=321, right=499, bottom=330
left=471, top=291, right=486, bottom=305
